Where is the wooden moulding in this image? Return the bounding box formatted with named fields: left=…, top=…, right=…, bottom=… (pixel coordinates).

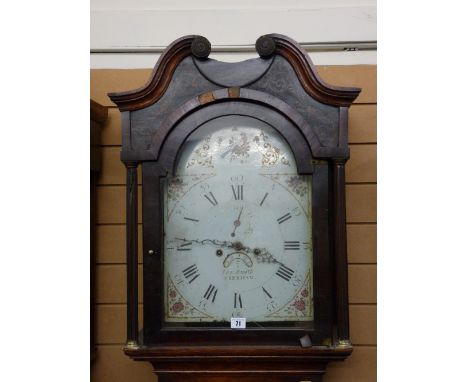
left=114, top=87, right=354, bottom=165
left=147, top=88, right=346, bottom=163
left=124, top=344, right=352, bottom=358
left=271, top=34, right=361, bottom=106
left=108, top=34, right=361, bottom=111
left=108, top=36, right=195, bottom=111
left=125, top=345, right=352, bottom=381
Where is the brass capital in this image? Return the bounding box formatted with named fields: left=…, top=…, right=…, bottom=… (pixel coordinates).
left=124, top=340, right=139, bottom=350
left=336, top=339, right=353, bottom=348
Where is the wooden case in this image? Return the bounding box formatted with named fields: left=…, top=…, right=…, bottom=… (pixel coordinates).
left=108, top=34, right=361, bottom=382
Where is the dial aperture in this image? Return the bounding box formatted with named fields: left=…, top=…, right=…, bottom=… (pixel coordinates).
left=164, top=116, right=313, bottom=323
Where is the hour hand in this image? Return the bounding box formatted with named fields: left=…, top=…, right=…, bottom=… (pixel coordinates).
left=230, top=206, right=244, bottom=237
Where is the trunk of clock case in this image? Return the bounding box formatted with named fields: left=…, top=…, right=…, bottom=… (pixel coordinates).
left=141, top=160, right=333, bottom=346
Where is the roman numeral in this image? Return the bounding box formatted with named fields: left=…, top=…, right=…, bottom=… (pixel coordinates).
left=231, top=185, right=243, bottom=201
left=203, top=192, right=218, bottom=206
left=284, top=241, right=300, bottom=250
left=276, top=264, right=295, bottom=282
left=177, top=241, right=192, bottom=251
left=234, top=292, right=243, bottom=308
left=183, top=217, right=199, bottom=222
left=262, top=287, right=272, bottom=299
left=259, top=192, right=269, bottom=206
left=182, top=264, right=200, bottom=284
left=277, top=212, right=292, bottom=224
left=203, top=284, right=218, bottom=303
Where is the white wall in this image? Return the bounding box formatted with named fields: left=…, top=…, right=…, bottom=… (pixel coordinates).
left=90, top=0, right=376, bottom=68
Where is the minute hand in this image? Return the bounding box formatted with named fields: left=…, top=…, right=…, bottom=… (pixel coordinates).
left=252, top=248, right=283, bottom=265
left=174, top=238, right=243, bottom=250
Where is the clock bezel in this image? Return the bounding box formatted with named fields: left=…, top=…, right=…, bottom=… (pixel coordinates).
left=141, top=99, right=334, bottom=345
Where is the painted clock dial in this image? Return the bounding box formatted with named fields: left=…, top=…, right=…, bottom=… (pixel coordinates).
left=163, top=115, right=313, bottom=324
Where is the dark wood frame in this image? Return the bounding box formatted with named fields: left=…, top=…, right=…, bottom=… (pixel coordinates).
left=109, top=34, right=360, bottom=381
left=141, top=102, right=332, bottom=346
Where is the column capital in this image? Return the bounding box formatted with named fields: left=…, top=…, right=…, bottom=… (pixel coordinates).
left=124, top=161, right=139, bottom=169
left=331, top=157, right=348, bottom=165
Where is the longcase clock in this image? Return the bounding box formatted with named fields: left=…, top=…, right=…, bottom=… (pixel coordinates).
left=109, top=34, right=361, bottom=382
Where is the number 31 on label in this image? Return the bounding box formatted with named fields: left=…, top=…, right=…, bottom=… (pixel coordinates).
left=231, top=317, right=246, bottom=329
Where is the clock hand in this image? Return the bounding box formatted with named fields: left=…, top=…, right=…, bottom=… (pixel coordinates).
left=174, top=237, right=242, bottom=251
left=176, top=238, right=281, bottom=264
left=230, top=206, right=244, bottom=237
left=252, top=247, right=282, bottom=265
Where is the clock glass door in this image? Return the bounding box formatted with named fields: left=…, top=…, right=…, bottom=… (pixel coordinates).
left=163, top=115, right=313, bottom=327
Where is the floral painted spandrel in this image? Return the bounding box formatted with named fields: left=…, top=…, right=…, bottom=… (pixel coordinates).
left=261, top=174, right=312, bottom=220
left=286, top=175, right=308, bottom=197
left=165, top=276, right=211, bottom=321
left=186, top=136, right=214, bottom=169
left=267, top=271, right=313, bottom=320
left=253, top=131, right=290, bottom=168
left=165, top=174, right=215, bottom=219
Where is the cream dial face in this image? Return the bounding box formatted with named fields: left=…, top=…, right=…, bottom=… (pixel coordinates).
left=163, top=115, right=313, bottom=323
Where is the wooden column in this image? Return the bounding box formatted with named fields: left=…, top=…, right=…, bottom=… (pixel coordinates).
left=332, top=158, right=351, bottom=346
left=125, top=161, right=139, bottom=346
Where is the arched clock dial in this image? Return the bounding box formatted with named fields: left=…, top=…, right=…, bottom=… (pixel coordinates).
left=163, top=115, right=313, bottom=324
